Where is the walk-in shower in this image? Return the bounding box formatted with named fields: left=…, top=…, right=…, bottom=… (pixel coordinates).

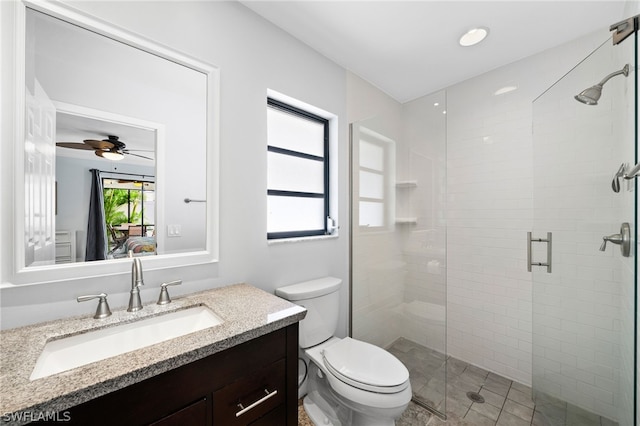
left=574, top=63, right=629, bottom=105
left=349, top=13, right=638, bottom=426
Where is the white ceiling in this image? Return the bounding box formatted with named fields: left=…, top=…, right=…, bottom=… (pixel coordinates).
left=241, top=1, right=628, bottom=103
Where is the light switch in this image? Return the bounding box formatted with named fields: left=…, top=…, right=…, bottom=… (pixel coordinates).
left=167, top=224, right=182, bottom=237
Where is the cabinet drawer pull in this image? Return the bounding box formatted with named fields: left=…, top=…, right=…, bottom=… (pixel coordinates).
left=235, top=389, right=278, bottom=417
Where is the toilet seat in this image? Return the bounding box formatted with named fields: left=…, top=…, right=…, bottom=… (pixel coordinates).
left=322, top=337, right=409, bottom=394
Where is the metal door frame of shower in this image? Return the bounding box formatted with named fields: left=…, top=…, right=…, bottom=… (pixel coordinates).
left=612, top=14, right=639, bottom=426
left=633, top=20, right=638, bottom=426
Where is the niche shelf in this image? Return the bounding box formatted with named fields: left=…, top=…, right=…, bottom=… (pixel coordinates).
left=396, top=180, right=418, bottom=223
left=395, top=180, right=418, bottom=188
left=395, top=217, right=418, bottom=224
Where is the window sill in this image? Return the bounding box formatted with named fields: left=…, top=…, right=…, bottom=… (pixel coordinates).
left=267, top=233, right=339, bottom=246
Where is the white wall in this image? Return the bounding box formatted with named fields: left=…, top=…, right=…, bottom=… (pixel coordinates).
left=1, top=1, right=349, bottom=334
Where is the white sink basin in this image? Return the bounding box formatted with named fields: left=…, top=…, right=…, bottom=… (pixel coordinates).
left=30, top=305, right=223, bottom=380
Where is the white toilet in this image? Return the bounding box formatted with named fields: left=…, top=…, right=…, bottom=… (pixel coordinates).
left=276, top=277, right=412, bottom=426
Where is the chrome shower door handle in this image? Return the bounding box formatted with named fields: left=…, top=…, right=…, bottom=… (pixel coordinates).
left=527, top=232, right=552, bottom=273
left=600, top=222, right=631, bottom=257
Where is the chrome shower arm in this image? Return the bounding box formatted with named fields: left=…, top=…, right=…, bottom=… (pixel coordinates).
left=597, top=64, right=629, bottom=86
left=575, top=64, right=629, bottom=105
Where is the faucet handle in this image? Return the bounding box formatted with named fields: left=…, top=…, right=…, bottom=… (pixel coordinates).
left=157, top=280, right=182, bottom=305
left=77, top=293, right=112, bottom=319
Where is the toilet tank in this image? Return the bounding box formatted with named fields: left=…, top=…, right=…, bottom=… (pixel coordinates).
left=275, top=277, right=342, bottom=349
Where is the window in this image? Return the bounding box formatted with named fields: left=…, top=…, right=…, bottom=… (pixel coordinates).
left=267, top=98, right=330, bottom=239
left=103, top=178, right=155, bottom=248
left=356, top=127, right=393, bottom=230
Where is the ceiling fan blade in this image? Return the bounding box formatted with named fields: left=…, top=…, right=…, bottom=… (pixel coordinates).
left=127, top=152, right=154, bottom=160
left=123, top=149, right=155, bottom=153
left=56, top=142, right=95, bottom=150
left=84, top=139, right=115, bottom=150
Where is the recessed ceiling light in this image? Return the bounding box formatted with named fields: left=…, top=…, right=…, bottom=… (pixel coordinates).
left=459, top=27, right=489, bottom=47
left=494, top=85, right=518, bottom=96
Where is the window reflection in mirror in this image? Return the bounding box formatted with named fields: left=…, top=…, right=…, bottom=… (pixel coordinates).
left=103, top=178, right=156, bottom=259
left=24, top=6, right=208, bottom=268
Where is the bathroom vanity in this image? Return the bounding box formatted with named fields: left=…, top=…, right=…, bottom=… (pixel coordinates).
left=0, top=284, right=306, bottom=426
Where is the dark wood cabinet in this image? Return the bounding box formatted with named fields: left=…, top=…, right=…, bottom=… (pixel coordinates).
left=52, top=324, right=298, bottom=426
left=214, top=359, right=286, bottom=425
left=149, top=397, right=208, bottom=426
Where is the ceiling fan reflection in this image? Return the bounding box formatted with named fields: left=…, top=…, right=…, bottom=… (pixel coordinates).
left=56, top=135, right=153, bottom=161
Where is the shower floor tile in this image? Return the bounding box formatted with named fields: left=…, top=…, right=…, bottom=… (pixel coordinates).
left=389, top=337, right=618, bottom=426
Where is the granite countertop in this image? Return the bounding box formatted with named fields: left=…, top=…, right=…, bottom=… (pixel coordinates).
left=0, top=283, right=306, bottom=423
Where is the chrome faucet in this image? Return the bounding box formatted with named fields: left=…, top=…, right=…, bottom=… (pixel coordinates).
left=127, top=251, right=145, bottom=312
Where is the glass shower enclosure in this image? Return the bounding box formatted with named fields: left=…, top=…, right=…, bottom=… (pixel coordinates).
left=531, top=26, right=637, bottom=426
left=350, top=90, right=448, bottom=417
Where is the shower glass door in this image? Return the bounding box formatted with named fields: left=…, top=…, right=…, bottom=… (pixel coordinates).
left=532, top=33, right=636, bottom=426
left=350, top=90, right=448, bottom=417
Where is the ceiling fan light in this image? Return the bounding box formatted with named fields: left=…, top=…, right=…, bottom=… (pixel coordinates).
left=96, top=150, right=124, bottom=161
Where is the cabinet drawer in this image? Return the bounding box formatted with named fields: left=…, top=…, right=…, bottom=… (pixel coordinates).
left=214, top=359, right=285, bottom=426
left=249, top=404, right=286, bottom=425
left=149, top=397, right=208, bottom=426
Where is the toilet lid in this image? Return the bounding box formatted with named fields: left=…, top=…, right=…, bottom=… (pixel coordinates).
left=322, top=337, right=409, bottom=393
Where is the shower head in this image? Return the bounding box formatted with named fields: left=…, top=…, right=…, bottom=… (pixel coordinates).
left=575, top=86, right=603, bottom=105
left=575, top=64, right=629, bottom=105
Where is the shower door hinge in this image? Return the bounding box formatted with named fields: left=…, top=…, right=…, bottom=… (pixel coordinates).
left=610, top=15, right=639, bottom=45
left=527, top=232, right=552, bottom=273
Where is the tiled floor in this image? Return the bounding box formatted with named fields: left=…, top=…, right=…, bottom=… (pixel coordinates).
left=388, top=337, right=618, bottom=426
left=298, top=338, right=618, bottom=425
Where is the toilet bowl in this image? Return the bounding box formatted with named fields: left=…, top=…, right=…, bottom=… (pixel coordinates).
left=276, top=277, right=412, bottom=426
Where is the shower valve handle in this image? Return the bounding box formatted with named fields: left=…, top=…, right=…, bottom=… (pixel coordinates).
left=599, top=223, right=631, bottom=257
left=600, top=234, right=623, bottom=249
